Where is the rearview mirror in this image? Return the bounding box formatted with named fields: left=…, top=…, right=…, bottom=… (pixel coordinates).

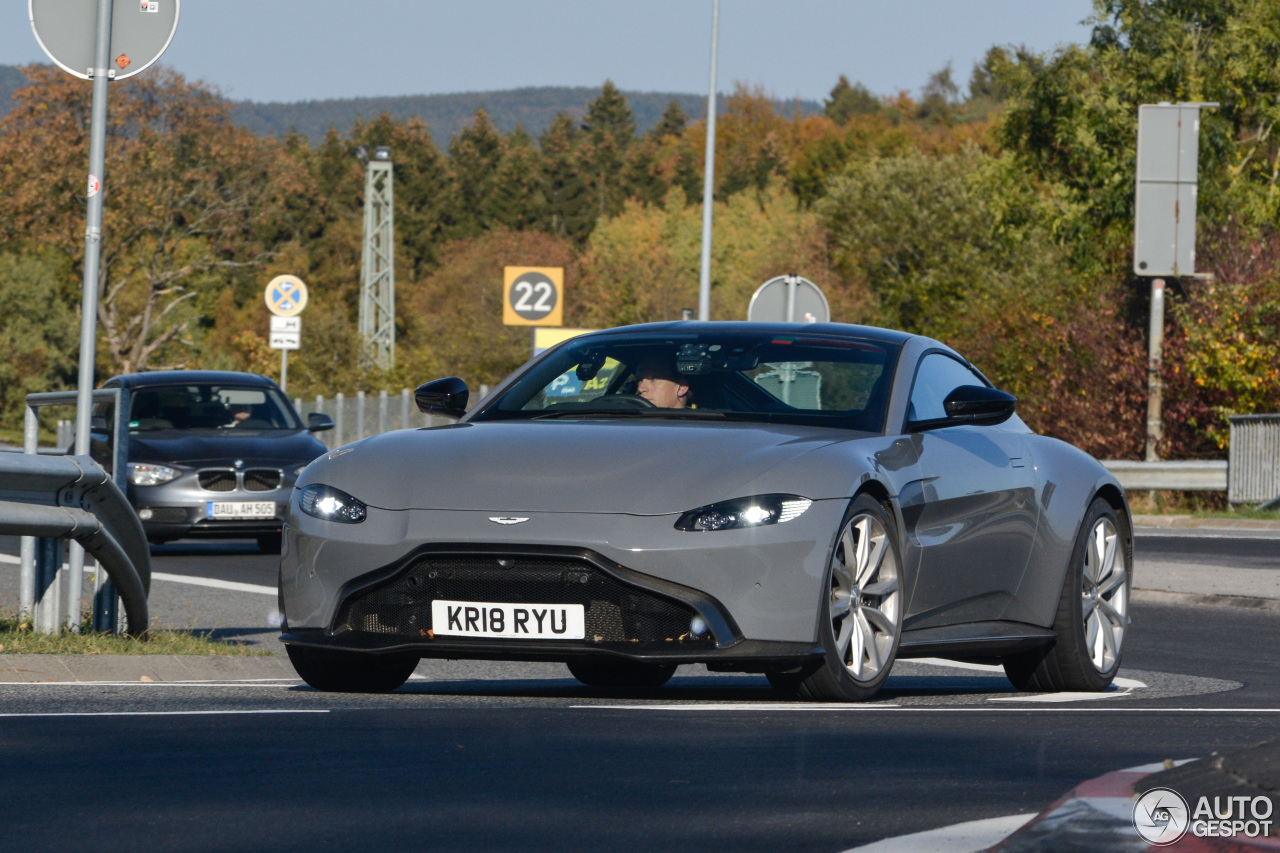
left=307, top=413, right=334, bottom=433
left=909, top=385, right=1017, bottom=431
left=414, top=377, right=469, bottom=419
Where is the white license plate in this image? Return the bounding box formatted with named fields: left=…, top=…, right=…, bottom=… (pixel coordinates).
left=431, top=600, right=585, bottom=640
left=206, top=501, right=276, bottom=520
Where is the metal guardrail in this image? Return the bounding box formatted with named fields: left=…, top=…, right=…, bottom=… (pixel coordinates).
left=0, top=453, right=149, bottom=635
left=1229, top=414, right=1280, bottom=505
left=17, top=388, right=133, bottom=633
left=1100, top=460, right=1228, bottom=491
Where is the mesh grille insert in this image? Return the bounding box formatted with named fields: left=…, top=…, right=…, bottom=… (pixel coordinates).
left=244, top=469, right=281, bottom=491
left=334, top=554, right=712, bottom=651
left=198, top=470, right=237, bottom=492
left=144, top=507, right=187, bottom=523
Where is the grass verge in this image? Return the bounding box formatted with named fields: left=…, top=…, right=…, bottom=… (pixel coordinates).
left=0, top=614, right=271, bottom=655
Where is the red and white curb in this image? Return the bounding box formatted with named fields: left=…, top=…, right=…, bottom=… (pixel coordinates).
left=842, top=813, right=1036, bottom=852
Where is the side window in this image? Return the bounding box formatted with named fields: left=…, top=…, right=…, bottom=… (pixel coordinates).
left=907, top=353, right=987, bottom=422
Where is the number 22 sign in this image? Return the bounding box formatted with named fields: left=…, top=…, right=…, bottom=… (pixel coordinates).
left=503, top=267, right=563, bottom=327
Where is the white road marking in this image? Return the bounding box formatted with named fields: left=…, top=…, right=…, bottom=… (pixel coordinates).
left=0, top=709, right=327, bottom=718
left=842, top=812, right=1036, bottom=853
left=151, top=571, right=276, bottom=596
left=904, top=657, right=1147, bottom=689
left=0, top=552, right=275, bottom=596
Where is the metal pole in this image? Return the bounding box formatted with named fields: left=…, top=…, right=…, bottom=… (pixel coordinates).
left=19, top=403, right=39, bottom=621
left=75, top=0, right=113, bottom=460
left=786, top=274, right=798, bottom=323
left=1145, top=278, right=1166, bottom=461
left=63, top=0, right=115, bottom=634
left=280, top=349, right=288, bottom=393
left=697, top=0, right=721, bottom=321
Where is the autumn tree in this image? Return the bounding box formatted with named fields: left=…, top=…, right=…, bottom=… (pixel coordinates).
left=0, top=65, right=319, bottom=375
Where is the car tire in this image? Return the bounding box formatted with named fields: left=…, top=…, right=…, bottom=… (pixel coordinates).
left=789, top=494, right=903, bottom=702
left=567, top=659, right=676, bottom=688
left=285, top=645, right=419, bottom=693
left=1004, top=497, right=1131, bottom=692
left=257, top=533, right=283, bottom=554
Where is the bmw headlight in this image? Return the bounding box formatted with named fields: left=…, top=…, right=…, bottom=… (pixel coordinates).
left=127, top=463, right=180, bottom=487
left=675, top=495, right=812, bottom=531
left=298, top=484, right=367, bottom=523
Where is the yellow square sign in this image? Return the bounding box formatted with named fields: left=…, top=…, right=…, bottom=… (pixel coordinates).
left=503, top=266, right=563, bottom=326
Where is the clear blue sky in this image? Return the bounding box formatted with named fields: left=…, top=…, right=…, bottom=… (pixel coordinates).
left=6, top=1, right=1097, bottom=103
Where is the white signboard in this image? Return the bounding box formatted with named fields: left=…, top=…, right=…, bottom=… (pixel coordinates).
left=270, top=316, right=301, bottom=333
left=269, top=332, right=300, bottom=351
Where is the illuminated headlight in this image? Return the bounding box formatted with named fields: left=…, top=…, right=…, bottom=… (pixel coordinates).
left=298, top=484, right=367, bottom=523
left=675, top=495, right=812, bottom=531
left=127, top=463, right=180, bottom=487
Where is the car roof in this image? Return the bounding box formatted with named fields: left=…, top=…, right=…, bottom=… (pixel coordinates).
left=102, top=370, right=280, bottom=390
left=576, top=321, right=916, bottom=346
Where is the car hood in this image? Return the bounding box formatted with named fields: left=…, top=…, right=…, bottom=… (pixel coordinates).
left=305, top=420, right=881, bottom=515
left=127, top=429, right=328, bottom=467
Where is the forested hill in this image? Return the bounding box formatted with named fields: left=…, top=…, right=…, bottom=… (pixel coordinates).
left=0, top=65, right=819, bottom=143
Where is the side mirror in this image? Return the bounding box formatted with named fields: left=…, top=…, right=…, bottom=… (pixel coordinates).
left=307, top=412, right=335, bottom=433
left=414, top=377, right=469, bottom=419
left=910, top=385, right=1017, bottom=431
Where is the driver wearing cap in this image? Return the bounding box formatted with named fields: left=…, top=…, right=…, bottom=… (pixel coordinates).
left=634, top=355, right=691, bottom=408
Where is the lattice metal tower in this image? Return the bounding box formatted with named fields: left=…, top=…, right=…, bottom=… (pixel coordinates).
left=359, top=150, right=395, bottom=368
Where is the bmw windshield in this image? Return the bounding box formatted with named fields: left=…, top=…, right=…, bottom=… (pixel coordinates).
left=472, top=330, right=901, bottom=432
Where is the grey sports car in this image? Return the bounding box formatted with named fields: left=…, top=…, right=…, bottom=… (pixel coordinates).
left=279, top=322, right=1132, bottom=701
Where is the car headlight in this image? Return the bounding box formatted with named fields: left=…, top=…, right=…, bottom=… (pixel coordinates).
left=127, top=463, right=180, bottom=487
left=298, top=484, right=367, bottom=523
left=675, top=494, right=813, bottom=531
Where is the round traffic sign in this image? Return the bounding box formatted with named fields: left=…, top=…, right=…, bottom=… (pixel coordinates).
left=30, top=0, right=180, bottom=82
left=264, top=275, right=309, bottom=318
left=747, top=275, right=830, bottom=324
left=507, top=271, right=559, bottom=323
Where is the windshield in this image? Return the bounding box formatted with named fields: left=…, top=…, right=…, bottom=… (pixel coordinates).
left=472, top=330, right=900, bottom=431
left=128, top=384, right=302, bottom=431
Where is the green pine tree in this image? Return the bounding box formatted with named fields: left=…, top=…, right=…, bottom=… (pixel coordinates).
left=539, top=113, right=595, bottom=242
left=447, top=109, right=504, bottom=237
left=484, top=125, right=546, bottom=231
left=648, top=99, right=688, bottom=141
left=823, top=75, right=881, bottom=124
left=580, top=80, right=637, bottom=218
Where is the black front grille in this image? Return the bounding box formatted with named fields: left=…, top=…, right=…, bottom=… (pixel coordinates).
left=244, top=469, right=281, bottom=491
left=333, top=554, right=712, bottom=651
left=198, top=470, right=236, bottom=492
left=144, top=507, right=187, bottom=523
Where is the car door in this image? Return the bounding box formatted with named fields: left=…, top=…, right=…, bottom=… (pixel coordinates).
left=898, top=352, right=1040, bottom=628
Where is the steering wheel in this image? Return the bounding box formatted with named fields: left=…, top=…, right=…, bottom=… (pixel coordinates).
left=602, top=393, right=655, bottom=409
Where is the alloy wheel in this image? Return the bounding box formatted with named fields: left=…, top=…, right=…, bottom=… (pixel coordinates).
left=829, top=512, right=901, bottom=682
left=1081, top=515, right=1128, bottom=672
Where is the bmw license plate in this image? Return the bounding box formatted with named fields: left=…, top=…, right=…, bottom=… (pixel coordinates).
left=207, top=501, right=276, bottom=520
left=431, top=600, right=585, bottom=640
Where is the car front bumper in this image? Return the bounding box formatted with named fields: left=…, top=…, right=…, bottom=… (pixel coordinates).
left=130, top=476, right=293, bottom=542
left=279, top=497, right=849, bottom=663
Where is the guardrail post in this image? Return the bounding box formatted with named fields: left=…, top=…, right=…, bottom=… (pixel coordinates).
left=378, top=390, right=388, bottom=434
left=357, top=391, right=366, bottom=441
left=35, top=536, right=63, bottom=634
left=401, top=388, right=410, bottom=429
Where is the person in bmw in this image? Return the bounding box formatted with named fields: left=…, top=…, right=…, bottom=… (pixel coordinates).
left=96, top=371, right=333, bottom=553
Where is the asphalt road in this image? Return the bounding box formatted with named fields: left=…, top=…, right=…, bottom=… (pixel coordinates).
left=0, top=535, right=1278, bottom=851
